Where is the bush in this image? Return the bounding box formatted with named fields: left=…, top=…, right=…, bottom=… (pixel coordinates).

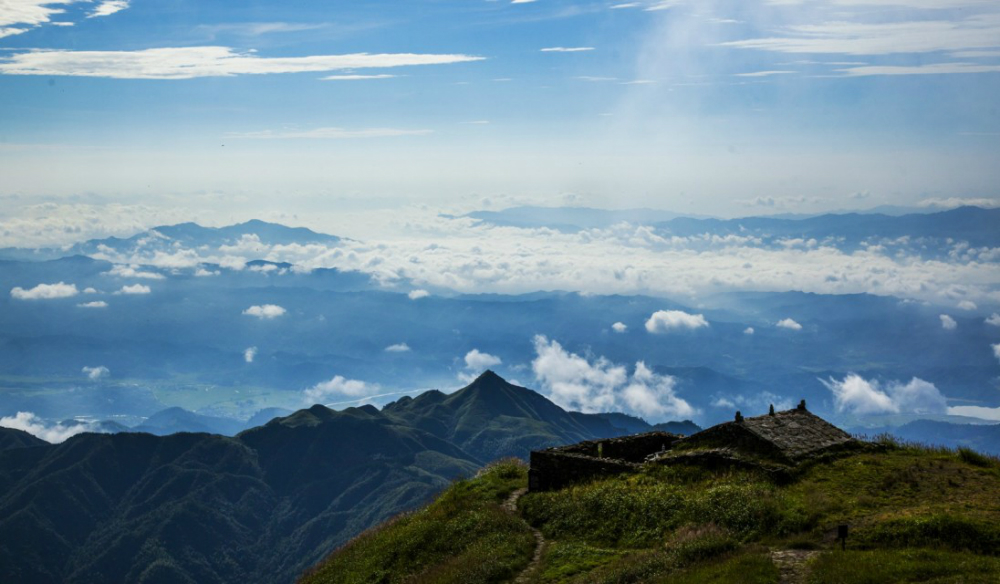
left=957, top=447, right=996, bottom=468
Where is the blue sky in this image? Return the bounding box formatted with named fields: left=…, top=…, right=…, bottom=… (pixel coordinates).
left=1, top=0, right=999, bottom=233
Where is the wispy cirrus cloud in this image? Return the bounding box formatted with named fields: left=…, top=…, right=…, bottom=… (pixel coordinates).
left=87, top=0, right=128, bottom=18
left=0, top=0, right=130, bottom=38
left=723, top=16, right=1000, bottom=57
left=0, top=0, right=74, bottom=37
left=540, top=46, right=594, bottom=52
left=838, top=63, right=1000, bottom=76
left=0, top=46, right=484, bottom=80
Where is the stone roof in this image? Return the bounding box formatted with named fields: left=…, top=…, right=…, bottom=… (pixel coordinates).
left=738, top=407, right=853, bottom=460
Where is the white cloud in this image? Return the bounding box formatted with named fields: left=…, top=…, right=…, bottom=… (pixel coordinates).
left=244, top=346, right=257, bottom=363
left=87, top=0, right=128, bottom=18
left=744, top=327, right=755, bottom=335
left=986, top=313, right=1000, bottom=326
left=77, top=300, right=108, bottom=308
left=957, top=300, right=978, bottom=311
left=992, top=343, right=1000, bottom=363
left=622, top=361, right=695, bottom=419
left=839, top=63, right=1000, bottom=77
left=723, top=17, right=1000, bottom=57
left=408, top=289, right=430, bottom=300
left=227, top=127, right=432, bottom=140
left=464, top=349, right=502, bottom=370
left=735, top=70, right=795, bottom=77
left=11, top=281, right=78, bottom=300
left=0, top=411, right=92, bottom=444
left=821, top=374, right=948, bottom=416
left=304, top=375, right=379, bottom=404
left=940, top=314, right=958, bottom=330
left=776, top=318, right=803, bottom=330
left=645, top=310, right=709, bottom=333
left=0, top=46, right=484, bottom=79
left=0, top=0, right=77, bottom=38
left=385, top=343, right=411, bottom=352
left=82, top=365, right=109, bottom=380
left=540, top=47, right=595, bottom=52
left=117, top=283, right=151, bottom=295
left=105, top=264, right=165, bottom=279
left=531, top=335, right=694, bottom=420
left=243, top=304, right=286, bottom=319
left=612, top=322, right=628, bottom=333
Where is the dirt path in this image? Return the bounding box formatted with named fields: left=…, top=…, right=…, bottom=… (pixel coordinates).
left=503, top=488, right=545, bottom=584
left=770, top=549, right=819, bottom=584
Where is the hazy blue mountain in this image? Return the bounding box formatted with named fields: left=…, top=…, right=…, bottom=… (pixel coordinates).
left=244, top=407, right=293, bottom=429
left=654, top=206, right=1000, bottom=255
left=73, top=220, right=342, bottom=255
left=464, top=206, right=712, bottom=231
left=590, top=412, right=655, bottom=434
left=876, top=420, right=1000, bottom=455
left=651, top=420, right=702, bottom=436
left=466, top=206, right=1000, bottom=259
left=133, top=407, right=246, bottom=436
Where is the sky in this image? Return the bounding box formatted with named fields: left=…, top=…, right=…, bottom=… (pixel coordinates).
left=1, top=0, right=1000, bottom=241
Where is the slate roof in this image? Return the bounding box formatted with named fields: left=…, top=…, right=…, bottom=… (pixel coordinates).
left=738, top=407, right=853, bottom=460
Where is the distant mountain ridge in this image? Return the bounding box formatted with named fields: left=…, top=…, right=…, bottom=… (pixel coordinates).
left=0, top=372, right=680, bottom=584
left=467, top=205, right=1000, bottom=252
left=0, top=220, right=342, bottom=262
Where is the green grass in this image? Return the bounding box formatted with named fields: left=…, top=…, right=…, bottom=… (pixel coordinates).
left=520, top=467, right=798, bottom=548
left=302, top=441, right=1000, bottom=584
left=537, top=542, right=626, bottom=583
left=299, top=459, right=535, bottom=584
left=656, top=551, right=779, bottom=584
left=808, top=549, right=1000, bottom=584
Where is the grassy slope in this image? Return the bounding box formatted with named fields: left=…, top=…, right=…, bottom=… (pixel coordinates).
left=300, top=459, right=536, bottom=584
left=300, top=440, right=1000, bottom=584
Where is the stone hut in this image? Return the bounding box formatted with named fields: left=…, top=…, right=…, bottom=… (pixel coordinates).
left=666, top=401, right=854, bottom=465
left=528, top=401, right=855, bottom=491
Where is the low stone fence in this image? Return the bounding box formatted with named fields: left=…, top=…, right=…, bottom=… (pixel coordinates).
left=528, top=431, right=679, bottom=491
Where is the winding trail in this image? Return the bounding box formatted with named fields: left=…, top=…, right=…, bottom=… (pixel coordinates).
left=770, top=549, right=819, bottom=584
left=503, top=488, right=545, bottom=584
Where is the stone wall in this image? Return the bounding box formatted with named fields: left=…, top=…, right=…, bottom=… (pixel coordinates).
left=528, top=431, right=679, bottom=491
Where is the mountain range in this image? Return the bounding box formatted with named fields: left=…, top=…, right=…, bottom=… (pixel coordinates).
left=0, top=372, right=692, bottom=584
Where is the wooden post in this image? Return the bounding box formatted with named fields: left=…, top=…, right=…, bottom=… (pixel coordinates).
left=838, top=524, right=848, bottom=551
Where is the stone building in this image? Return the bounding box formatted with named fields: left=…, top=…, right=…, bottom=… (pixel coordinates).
left=528, top=401, right=855, bottom=492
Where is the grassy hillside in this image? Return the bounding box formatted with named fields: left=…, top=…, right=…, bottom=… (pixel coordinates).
left=302, top=438, right=1000, bottom=583
left=302, top=459, right=536, bottom=584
